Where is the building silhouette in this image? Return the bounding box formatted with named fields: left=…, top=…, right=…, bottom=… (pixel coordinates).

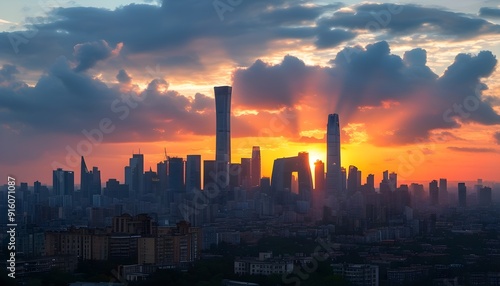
left=214, top=86, right=232, bottom=190
left=458, top=182, right=467, bottom=208
left=314, top=160, right=325, bottom=191
left=168, top=157, right=185, bottom=193
left=251, top=146, right=261, bottom=187
left=240, top=158, right=252, bottom=190
left=125, top=153, right=144, bottom=198
left=271, top=152, right=313, bottom=203
left=326, top=114, right=342, bottom=194
left=347, top=165, right=359, bottom=193
left=429, top=180, right=439, bottom=206
left=186, top=155, right=201, bottom=193
left=52, top=168, right=74, bottom=196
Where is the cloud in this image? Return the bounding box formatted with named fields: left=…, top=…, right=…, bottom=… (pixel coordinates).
left=494, top=132, right=500, bottom=144
left=0, top=64, right=19, bottom=82
left=232, top=41, right=500, bottom=145
left=447, top=147, right=497, bottom=153
left=479, top=7, right=500, bottom=18
left=322, top=3, right=500, bottom=40
left=116, top=69, right=132, bottom=83
left=73, top=40, right=123, bottom=72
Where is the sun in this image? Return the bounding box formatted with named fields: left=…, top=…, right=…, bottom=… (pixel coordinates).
left=307, top=149, right=325, bottom=171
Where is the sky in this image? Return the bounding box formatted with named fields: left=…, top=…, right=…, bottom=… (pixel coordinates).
left=1, top=0, right=500, bottom=187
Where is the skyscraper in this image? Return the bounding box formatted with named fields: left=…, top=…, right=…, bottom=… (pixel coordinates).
left=251, top=146, right=261, bottom=186
left=429, top=180, right=439, bottom=206
left=367, top=174, right=375, bottom=192
left=314, top=160, right=325, bottom=191
left=240, top=158, right=252, bottom=189
left=215, top=86, right=232, bottom=189
left=347, top=165, right=359, bottom=193
left=439, top=178, right=448, bottom=206
left=53, top=168, right=74, bottom=196
left=168, top=157, right=185, bottom=193
left=125, top=153, right=144, bottom=198
left=186, top=155, right=201, bottom=193
left=326, top=114, right=341, bottom=194
left=81, top=156, right=91, bottom=198
left=458, top=182, right=466, bottom=208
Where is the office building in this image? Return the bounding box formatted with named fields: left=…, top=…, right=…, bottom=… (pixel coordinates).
left=52, top=168, right=74, bottom=196
left=186, top=155, right=201, bottom=193
left=251, top=146, right=261, bottom=186
left=458, top=182, right=466, bottom=208
left=314, top=160, right=325, bottom=191
left=214, top=86, right=232, bottom=189
left=326, top=114, right=342, bottom=194
left=429, top=180, right=439, bottom=206
left=125, top=153, right=144, bottom=197
left=240, top=158, right=252, bottom=189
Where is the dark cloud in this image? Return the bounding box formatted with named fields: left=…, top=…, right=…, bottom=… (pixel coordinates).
left=494, top=132, right=500, bottom=144
left=73, top=40, right=121, bottom=72
left=321, top=3, right=500, bottom=40
left=116, top=69, right=132, bottom=83
left=315, top=28, right=357, bottom=49
left=232, top=41, right=500, bottom=145
left=447, top=147, right=497, bottom=153
left=0, top=1, right=498, bottom=76
left=0, top=64, right=19, bottom=82
left=479, top=7, right=500, bottom=18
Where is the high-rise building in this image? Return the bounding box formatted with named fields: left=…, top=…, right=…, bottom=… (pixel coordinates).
left=341, top=167, right=346, bottom=192
left=91, top=166, right=101, bottom=197
left=347, top=165, right=359, bottom=193
left=229, top=163, right=242, bottom=190
left=214, top=86, right=232, bottom=190
left=157, top=160, right=168, bottom=193
left=168, top=157, right=185, bottom=193
left=326, top=114, right=341, bottom=194
left=357, top=170, right=362, bottom=189
left=478, top=186, right=492, bottom=206
left=439, top=178, right=448, bottom=206
left=271, top=152, right=313, bottom=202
left=458, top=182, right=466, bottom=208
left=125, top=153, right=144, bottom=197
left=251, top=146, right=261, bottom=186
left=81, top=156, right=91, bottom=198
left=52, top=168, right=74, bottom=196
left=186, top=155, right=201, bottom=193
left=144, top=167, right=159, bottom=194
left=240, top=158, right=252, bottom=189
left=367, top=174, right=375, bottom=192
left=389, top=172, right=397, bottom=191
left=314, top=160, right=325, bottom=191
left=429, top=180, right=439, bottom=206
left=203, top=160, right=217, bottom=190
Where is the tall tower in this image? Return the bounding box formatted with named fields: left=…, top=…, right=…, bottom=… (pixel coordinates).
left=251, top=146, right=261, bottom=186
left=215, top=86, right=232, bottom=189
left=326, top=114, right=341, bottom=194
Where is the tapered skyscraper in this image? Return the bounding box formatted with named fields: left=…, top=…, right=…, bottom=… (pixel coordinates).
left=326, top=114, right=341, bottom=194
left=215, top=86, right=232, bottom=188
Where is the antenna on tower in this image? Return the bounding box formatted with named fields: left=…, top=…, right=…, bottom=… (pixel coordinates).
left=164, top=148, right=168, bottom=161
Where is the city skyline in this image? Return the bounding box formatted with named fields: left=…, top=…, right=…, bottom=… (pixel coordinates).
left=1, top=1, right=500, bottom=185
